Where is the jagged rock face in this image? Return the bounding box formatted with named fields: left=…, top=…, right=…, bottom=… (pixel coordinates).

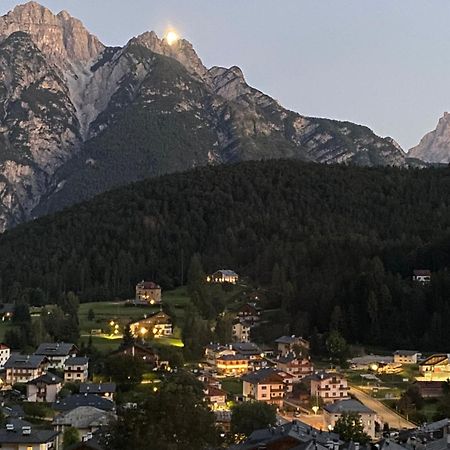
left=0, top=31, right=80, bottom=229
left=0, top=2, right=415, bottom=232
left=206, top=65, right=407, bottom=166
left=133, top=31, right=208, bottom=79
left=0, top=1, right=104, bottom=69
left=409, top=112, right=450, bottom=163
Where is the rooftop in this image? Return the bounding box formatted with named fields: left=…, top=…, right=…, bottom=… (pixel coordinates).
left=205, top=386, right=227, bottom=398
left=80, top=383, right=116, bottom=394
left=242, top=368, right=285, bottom=384
left=27, top=372, right=62, bottom=385
left=53, top=405, right=116, bottom=429
left=0, top=303, right=14, bottom=314
left=394, top=350, right=420, bottom=356
left=310, top=372, right=344, bottom=382
left=136, top=281, right=160, bottom=289
left=420, top=354, right=449, bottom=366
left=35, top=342, right=77, bottom=357
left=214, top=269, right=238, bottom=277
left=413, top=269, right=431, bottom=276
left=4, top=354, right=47, bottom=369
left=324, top=399, right=374, bottom=414
left=0, top=426, right=58, bottom=444
left=241, top=419, right=340, bottom=449
left=53, top=394, right=115, bottom=412
left=65, top=356, right=89, bottom=366
left=275, top=335, right=307, bottom=345
left=231, top=342, right=261, bottom=354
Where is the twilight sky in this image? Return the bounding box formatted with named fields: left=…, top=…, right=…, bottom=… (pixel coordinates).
left=2, top=0, right=450, bottom=150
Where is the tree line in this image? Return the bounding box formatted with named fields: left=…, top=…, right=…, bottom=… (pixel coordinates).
left=0, top=160, right=449, bottom=350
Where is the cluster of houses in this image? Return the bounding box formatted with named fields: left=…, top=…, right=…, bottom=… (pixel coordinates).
left=0, top=338, right=166, bottom=450
left=0, top=343, right=89, bottom=389
left=201, top=336, right=362, bottom=430
left=350, top=349, right=450, bottom=398
left=228, top=416, right=450, bottom=450
left=201, top=339, right=450, bottom=441
left=0, top=341, right=120, bottom=449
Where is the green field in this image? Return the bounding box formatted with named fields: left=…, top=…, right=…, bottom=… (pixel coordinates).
left=77, top=287, right=192, bottom=352
left=2, top=284, right=244, bottom=352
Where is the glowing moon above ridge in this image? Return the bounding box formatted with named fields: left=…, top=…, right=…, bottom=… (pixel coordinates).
left=165, top=31, right=179, bottom=46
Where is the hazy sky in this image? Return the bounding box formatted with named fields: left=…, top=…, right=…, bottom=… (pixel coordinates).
left=2, top=0, right=450, bottom=150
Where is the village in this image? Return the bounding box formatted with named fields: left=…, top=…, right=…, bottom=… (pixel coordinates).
left=0, top=268, right=448, bottom=449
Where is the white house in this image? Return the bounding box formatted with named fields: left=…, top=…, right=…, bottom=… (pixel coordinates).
left=413, top=270, right=431, bottom=284
left=324, top=399, right=377, bottom=438
left=394, top=350, right=421, bottom=365
left=64, top=356, right=89, bottom=382
left=34, top=342, right=78, bottom=370
left=0, top=344, right=10, bottom=369
left=232, top=320, right=251, bottom=343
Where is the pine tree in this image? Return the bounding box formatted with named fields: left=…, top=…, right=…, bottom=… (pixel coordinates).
left=122, top=324, right=135, bottom=347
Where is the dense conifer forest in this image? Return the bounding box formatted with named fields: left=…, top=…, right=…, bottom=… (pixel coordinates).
left=0, top=160, right=449, bottom=350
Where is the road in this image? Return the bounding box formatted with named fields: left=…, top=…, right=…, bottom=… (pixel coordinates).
left=349, top=386, right=416, bottom=429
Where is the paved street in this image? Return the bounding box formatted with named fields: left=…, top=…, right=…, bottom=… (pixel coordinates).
left=350, top=386, right=416, bottom=429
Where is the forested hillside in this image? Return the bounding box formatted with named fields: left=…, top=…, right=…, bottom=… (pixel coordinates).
left=0, top=160, right=449, bottom=350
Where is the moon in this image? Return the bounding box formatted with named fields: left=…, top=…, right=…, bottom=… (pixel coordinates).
left=165, top=31, right=179, bottom=46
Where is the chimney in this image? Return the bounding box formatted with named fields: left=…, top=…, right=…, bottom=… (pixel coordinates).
left=355, top=442, right=360, bottom=450
left=446, top=435, right=450, bottom=449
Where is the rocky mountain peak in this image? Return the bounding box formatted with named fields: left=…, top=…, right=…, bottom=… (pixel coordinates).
left=208, top=65, right=251, bottom=100
left=131, top=31, right=207, bottom=78
left=409, top=112, right=450, bottom=163
left=0, top=1, right=104, bottom=69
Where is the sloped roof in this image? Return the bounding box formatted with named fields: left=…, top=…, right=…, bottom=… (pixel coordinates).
left=420, top=354, right=449, bottom=366
left=0, top=428, right=58, bottom=444
left=4, top=354, right=47, bottom=369
left=205, top=386, right=227, bottom=398
left=80, top=383, right=116, bottom=394
left=53, top=394, right=115, bottom=412
left=53, top=406, right=116, bottom=428
left=413, top=269, right=431, bottom=276
left=136, top=281, right=160, bottom=289
left=0, top=303, right=14, bottom=314
left=27, top=372, right=62, bottom=385
left=213, top=269, right=238, bottom=277
left=394, top=350, right=419, bottom=356
left=242, top=368, right=285, bottom=384
left=244, top=419, right=340, bottom=448
left=65, top=356, right=89, bottom=366
left=35, top=342, right=77, bottom=357
left=324, top=399, right=374, bottom=414
left=232, top=342, right=261, bottom=354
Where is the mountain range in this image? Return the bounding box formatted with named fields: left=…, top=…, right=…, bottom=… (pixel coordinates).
left=0, top=2, right=447, bottom=232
